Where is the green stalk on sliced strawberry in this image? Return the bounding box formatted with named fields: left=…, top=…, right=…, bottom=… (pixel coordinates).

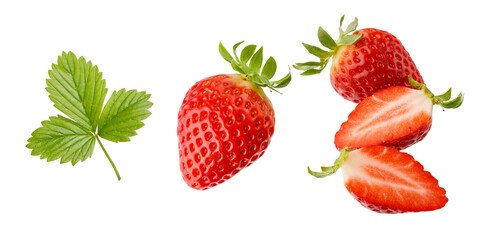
left=294, top=16, right=425, bottom=103
left=335, top=77, right=464, bottom=150
left=178, top=41, right=291, bottom=190
left=309, top=146, right=448, bottom=213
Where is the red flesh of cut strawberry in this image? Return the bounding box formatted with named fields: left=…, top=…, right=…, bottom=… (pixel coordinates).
left=335, top=86, right=433, bottom=150
left=342, top=146, right=448, bottom=213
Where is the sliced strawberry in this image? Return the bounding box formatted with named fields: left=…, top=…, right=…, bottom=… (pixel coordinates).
left=343, top=146, right=448, bottom=213
left=309, top=146, right=448, bottom=213
left=334, top=78, right=463, bottom=150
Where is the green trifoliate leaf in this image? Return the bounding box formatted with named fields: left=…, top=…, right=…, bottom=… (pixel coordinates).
left=219, top=42, right=233, bottom=63
left=26, top=115, right=96, bottom=166
left=240, top=44, right=257, bottom=64
left=318, top=27, right=337, bottom=50
left=302, top=43, right=332, bottom=59
left=28, top=52, right=153, bottom=180
left=98, top=89, right=153, bottom=143
left=261, top=56, right=277, bottom=81
left=249, top=46, right=263, bottom=74
left=46, top=51, right=107, bottom=131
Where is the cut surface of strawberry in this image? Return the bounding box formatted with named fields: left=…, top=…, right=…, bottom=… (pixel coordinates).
left=335, top=78, right=463, bottom=150
left=308, top=146, right=448, bottom=213
left=342, top=146, right=448, bottom=213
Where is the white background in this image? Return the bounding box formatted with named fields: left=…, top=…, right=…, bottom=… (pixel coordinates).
left=1, top=0, right=478, bottom=239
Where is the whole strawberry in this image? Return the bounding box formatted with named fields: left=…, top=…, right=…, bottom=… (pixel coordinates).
left=335, top=77, right=463, bottom=150
left=178, top=41, right=291, bottom=190
left=294, top=16, right=424, bottom=103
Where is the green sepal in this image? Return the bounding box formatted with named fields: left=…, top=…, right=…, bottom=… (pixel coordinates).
left=271, top=70, right=292, bottom=89
left=294, top=60, right=329, bottom=76
left=308, top=148, right=353, bottom=178
left=249, top=46, right=263, bottom=74
left=219, top=42, right=233, bottom=63
left=261, top=56, right=277, bottom=81
left=435, top=88, right=452, bottom=102
left=337, top=34, right=363, bottom=46
left=302, top=43, right=332, bottom=59
left=240, top=44, right=257, bottom=64
left=296, top=16, right=363, bottom=77
left=344, top=17, right=359, bottom=35
left=318, top=27, right=337, bottom=50
left=218, top=41, right=292, bottom=92
left=300, top=68, right=322, bottom=76
left=292, top=61, right=322, bottom=71
left=231, top=60, right=246, bottom=74
left=438, top=92, right=464, bottom=109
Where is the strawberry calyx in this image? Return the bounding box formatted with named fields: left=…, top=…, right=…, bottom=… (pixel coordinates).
left=408, top=77, right=464, bottom=109
left=308, top=147, right=354, bottom=178
left=219, top=41, right=292, bottom=93
left=293, top=15, right=363, bottom=76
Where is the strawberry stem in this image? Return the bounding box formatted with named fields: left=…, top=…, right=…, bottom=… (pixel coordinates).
left=308, top=147, right=354, bottom=178
left=408, top=77, right=464, bottom=109
left=95, top=133, right=121, bottom=181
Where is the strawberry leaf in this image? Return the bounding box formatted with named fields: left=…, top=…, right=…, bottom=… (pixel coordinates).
left=98, top=89, right=153, bottom=143
left=28, top=52, right=153, bottom=180
left=46, top=52, right=108, bottom=131
left=26, top=115, right=95, bottom=166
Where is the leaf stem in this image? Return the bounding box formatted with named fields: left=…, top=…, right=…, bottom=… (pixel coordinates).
left=95, top=133, right=121, bottom=181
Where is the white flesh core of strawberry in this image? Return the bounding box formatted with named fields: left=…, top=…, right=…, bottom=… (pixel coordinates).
left=342, top=148, right=421, bottom=192
left=341, top=147, right=438, bottom=206
left=349, top=88, right=433, bottom=142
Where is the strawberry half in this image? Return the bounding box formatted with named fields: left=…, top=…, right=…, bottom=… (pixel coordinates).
left=178, top=41, right=291, bottom=190
left=308, top=146, right=448, bottom=213
left=335, top=77, right=463, bottom=150
left=295, top=16, right=424, bottom=103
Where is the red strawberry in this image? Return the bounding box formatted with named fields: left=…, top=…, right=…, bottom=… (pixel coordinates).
left=308, top=146, right=448, bottom=213
left=335, top=78, right=463, bottom=150
left=295, top=16, right=424, bottom=103
left=178, top=41, right=291, bottom=190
